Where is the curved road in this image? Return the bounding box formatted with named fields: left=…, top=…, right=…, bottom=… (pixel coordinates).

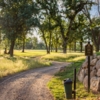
left=0, top=61, right=70, bottom=100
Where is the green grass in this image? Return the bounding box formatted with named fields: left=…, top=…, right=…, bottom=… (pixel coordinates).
left=47, top=53, right=100, bottom=100
left=14, top=50, right=47, bottom=57
left=96, top=52, right=100, bottom=55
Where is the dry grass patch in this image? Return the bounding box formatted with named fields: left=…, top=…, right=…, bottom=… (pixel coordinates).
left=0, top=56, right=51, bottom=78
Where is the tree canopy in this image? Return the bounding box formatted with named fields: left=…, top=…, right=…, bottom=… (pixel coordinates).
left=0, top=0, right=99, bottom=56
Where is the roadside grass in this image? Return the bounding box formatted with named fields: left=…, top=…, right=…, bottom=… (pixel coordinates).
left=0, top=50, right=85, bottom=79
left=42, top=52, right=85, bottom=62
left=47, top=53, right=100, bottom=100
left=0, top=56, right=51, bottom=78
left=0, top=50, right=50, bottom=78
left=96, top=52, right=100, bottom=55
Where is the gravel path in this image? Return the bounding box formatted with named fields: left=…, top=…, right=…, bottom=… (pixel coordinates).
left=0, top=61, right=70, bottom=100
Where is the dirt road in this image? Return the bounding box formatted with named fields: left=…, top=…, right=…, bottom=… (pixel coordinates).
left=0, top=61, right=70, bottom=100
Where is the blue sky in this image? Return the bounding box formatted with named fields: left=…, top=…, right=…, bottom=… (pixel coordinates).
left=90, top=5, right=98, bottom=17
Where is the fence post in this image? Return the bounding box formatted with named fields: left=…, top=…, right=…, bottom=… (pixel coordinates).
left=73, top=68, right=76, bottom=99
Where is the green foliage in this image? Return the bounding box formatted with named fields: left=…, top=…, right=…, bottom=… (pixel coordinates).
left=67, top=14, right=89, bottom=45
left=0, top=0, right=98, bottom=56
left=0, top=0, right=39, bottom=38
left=0, top=0, right=40, bottom=56
left=96, top=52, right=100, bottom=55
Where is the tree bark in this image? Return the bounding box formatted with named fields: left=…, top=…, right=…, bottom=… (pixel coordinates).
left=92, top=30, right=100, bottom=52
left=55, top=33, right=58, bottom=52
left=45, top=42, right=50, bottom=54
left=55, top=46, right=57, bottom=52
left=9, top=39, right=16, bottom=57
left=55, top=42, right=58, bottom=52
left=95, top=45, right=99, bottom=52
left=62, top=39, right=67, bottom=53
left=48, top=17, right=52, bottom=54
left=22, top=36, right=25, bottom=53
left=51, top=43, right=52, bottom=52
left=48, top=31, right=51, bottom=54
left=4, top=48, right=7, bottom=54
left=41, top=30, right=50, bottom=54
left=55, top=41, right=58, bottom=53
left=80, top=42, right=83, bottom=52
left=74, top=41, right=76, bottom=52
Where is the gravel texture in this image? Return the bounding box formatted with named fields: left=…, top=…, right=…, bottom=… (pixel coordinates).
left=0, top=61, right=70, bottom=100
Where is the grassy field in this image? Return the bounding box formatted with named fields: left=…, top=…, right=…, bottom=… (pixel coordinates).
left=0, top=50, right=85, bottom=79
left=0, top=50, right=50, bottom=78
left=41, top=52, right=85, bottom=62
left=0, top=50, right=99, bottom=99
left=14, top=50, right=47, bottom=57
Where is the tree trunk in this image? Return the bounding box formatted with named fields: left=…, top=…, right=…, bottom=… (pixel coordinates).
left=22, top=37, right=25, bottom=52
left=80, top=42, right=83, bottom=52
left=48, top=40, right=52, bottom=53
left=93, top=40, right=99, bottom=52
left=55, top=45, right=58, bottom=52
left=95, top=45, right=99, bottom=52
left=74, top=42, right=76, bottom=52
left=51, top=44, right=52, bottom=52
left=48, top=40, right=51, bottom=53
left=45, top=44, right=50, bottom=54
left=55, top=38, right=58, bottom=52
left=60, top=18, right=72, bottom=53
left=62, top=39, right=67, bottom=53
left=92, top=31, right=100, bottom=52
left=48, top=17, right=52, bottom=54
left=9, top=39, right=16, bottom=57
left=40, top=29, right=50, bottom=54
left=4, top=48, right=7, bottom=54
left=55, top=33, right=58, bottom=52
left=46, top=48, right=50, bottom=54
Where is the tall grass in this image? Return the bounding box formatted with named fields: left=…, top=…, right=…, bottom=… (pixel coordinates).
left=0, top=50, right=48, bottom=78
left=0, top=57, right=51, bottom=78
left=42, top=52, right=85, bottom=62
left=0, top=50, right=85, bottom=79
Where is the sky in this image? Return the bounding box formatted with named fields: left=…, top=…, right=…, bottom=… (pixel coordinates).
left=90, top=5, right=99, bottom=17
